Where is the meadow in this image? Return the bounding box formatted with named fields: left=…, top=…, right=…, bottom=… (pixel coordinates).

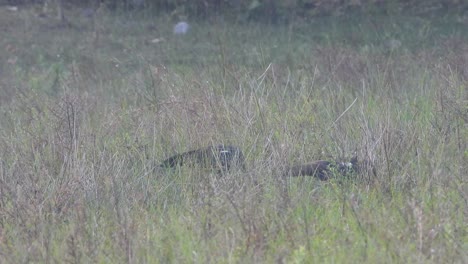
left=0, top=4, right=466, bottom=263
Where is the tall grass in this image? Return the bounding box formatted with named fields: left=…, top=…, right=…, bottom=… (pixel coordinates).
left=0, top=5, right=466, bottom=263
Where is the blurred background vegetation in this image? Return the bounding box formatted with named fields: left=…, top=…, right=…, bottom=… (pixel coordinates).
left=2, top=0, right=468, bottom=22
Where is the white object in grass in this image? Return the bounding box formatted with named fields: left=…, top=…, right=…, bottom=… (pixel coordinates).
left=173, top=21, right=190, bottom=35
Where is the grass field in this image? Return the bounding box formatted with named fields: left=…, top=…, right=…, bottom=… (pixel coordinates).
left=0, top=4, right=466, bottom=263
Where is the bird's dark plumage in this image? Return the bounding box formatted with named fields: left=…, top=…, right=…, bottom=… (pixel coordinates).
left=160, top=145, right=246, bottom=174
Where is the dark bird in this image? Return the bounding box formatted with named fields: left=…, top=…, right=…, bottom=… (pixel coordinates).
left=283, top=156, right=372, bottom=180
left=160, top=145, right=246, bottom=174
left=283, top=160, right=334, bottom=180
